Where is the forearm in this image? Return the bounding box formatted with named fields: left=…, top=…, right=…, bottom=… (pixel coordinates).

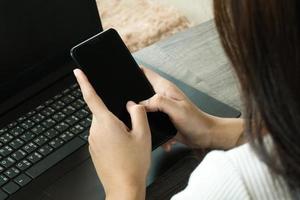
left=105, top=183, right=146, bottom=200
left=209, top=117, right=245, bottom=149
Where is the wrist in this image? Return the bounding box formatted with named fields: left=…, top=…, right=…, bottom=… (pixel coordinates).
left=209, top=117, right=245, bottom=149
left=105, top=180, right=146, bottom=200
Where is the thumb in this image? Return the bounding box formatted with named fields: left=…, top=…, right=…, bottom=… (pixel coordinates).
left=139, top=94, right=178, bottom=116
left=126, top=101, right=150, bottom=137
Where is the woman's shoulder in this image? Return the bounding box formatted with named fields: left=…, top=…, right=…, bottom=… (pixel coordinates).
left=172, top=147, right=250, bottom=200
left=224, top=141, right=291, bottom=199
left=172, top=141, right=292, bottom=199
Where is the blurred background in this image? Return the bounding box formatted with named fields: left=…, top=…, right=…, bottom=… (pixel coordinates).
left=97, top=0, right=213, bottom=52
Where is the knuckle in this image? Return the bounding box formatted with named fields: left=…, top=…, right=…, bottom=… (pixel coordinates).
left=88, top=131, right=95, bottom=144
left=135, top=104, right=145, bottom=112
left=130, top=104, right=146, bottom=115
left=154, top=94, right=164, bottom=104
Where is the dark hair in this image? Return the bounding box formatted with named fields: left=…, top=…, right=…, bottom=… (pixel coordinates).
left=213, top=0, right=300, bottom=188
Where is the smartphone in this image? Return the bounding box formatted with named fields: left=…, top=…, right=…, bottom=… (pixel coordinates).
left=70, top=29, right=176, bottom=150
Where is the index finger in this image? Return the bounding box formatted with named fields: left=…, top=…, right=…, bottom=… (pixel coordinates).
left=73, top=69, right=109, bottom=117
left=140, top=67, right=170, bottom=93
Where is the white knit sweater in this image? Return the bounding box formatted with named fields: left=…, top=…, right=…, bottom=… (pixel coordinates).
left=172, top=140, right=292, bottom=199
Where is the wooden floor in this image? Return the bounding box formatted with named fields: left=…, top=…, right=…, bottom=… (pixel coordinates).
left=153, top=0, right=214, bottom=25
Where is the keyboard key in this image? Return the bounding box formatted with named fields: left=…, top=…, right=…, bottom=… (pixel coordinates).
left=7, top=122, right=17, bottom=129
left=45, top=99, right=54, bottom=105
left=49, top=138, right=64, bottom=149
left=0, top=134, right=13, bottom=144
left=41, top=119, right=56, bottom=129
left=44, top=129, right=59, bottom=139
left=62, top=105, right=76, bottom=115
left=79, top=131, right=89, bottom=141
left=35, top=105, right=45, bottom=111
left=70, top=125, right=85, bottom=135
left=61, top=95, right=75, bottom=104
left=27, top=152, right=42, bottom=164
left=0, top=128, right=8, bottom=135
left=80, top=118, right=92, bottom=128
left=59, top=131, right=75, bottom=142
left=31, top=125, right=46, bottom=135
left=51, top=101, right=65, bottom=110
left=74, top=109, right=89, bottom=119
left=17, top=116, right=26, bottom=123
left=9, top=139, right=24, bottom=150
left=20, top=131, right=35, bottom=142
left=71, top=89, right=82, bottom=98
left=0, top=166, right=4, bottom=173
left=71, top=83, right=79, bottom=89
left=53, top=93, right=63, bottom=100
left=0, top=175, right=8, bottom=187
left=38, top=145, right=53, bottom=156
left=26, top=138, right=85, bottom=178
left=54, top=122, right=69, bottom=132
left=84, top=106, right=91, bottom=113
left=0, top=146, right=13, bottom=157
left=62, top=88, right=71, bottom=94
left=14, top=174, right=31, bottom=187
left=4, top=167, right=20, bottom=179
left=41, top=107, right=55, bottom=117
left=11, top=150, right=27, bottom=161
left=34, top=135, right=48, bottom=146
left=9, top=126, right=24, bottom=137
left=16, top=160, right=31, bottom=171
left=65, top=116, right=79, bottom=126
left=31, top=113, right=45, bottom=123
left=2, top=181, right=20, bottom=194
left=52, top=112, right=66, bottom=122
left=1, top=157, right=15, bottom=168
left=0, top=190, right=8, bottom=200
left=20, top=120, right=35, bottom=130
left=71, top=99, right=85, bottom=109
left=22, top=142, right=37, bottom=154
left=26, top=111, right=36, bottom=118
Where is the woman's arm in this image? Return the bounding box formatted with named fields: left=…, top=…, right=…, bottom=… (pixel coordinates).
left=209, top=117, right=245, bottom=149
left=140, top=67, right=245, bottom=151
left=74, top=69, right=151, bottom=200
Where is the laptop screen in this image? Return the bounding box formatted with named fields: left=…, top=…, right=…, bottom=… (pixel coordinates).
left=0, top=0, right=102, bottom=104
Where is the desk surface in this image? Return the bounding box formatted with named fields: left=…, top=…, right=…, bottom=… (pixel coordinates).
left=134, top=20, right=242, bottom=111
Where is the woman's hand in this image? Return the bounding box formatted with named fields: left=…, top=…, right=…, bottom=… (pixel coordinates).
left=140, top=67, right=244, bottom=150
left=74, top=69, right=151, bottom=200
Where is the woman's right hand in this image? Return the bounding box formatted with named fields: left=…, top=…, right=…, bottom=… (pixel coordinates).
left=139, top=67, right=217, bottom=151
left=140, top=67, right=245, bottom=151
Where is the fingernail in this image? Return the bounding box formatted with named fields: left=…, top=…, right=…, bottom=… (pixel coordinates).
left=73, top=69, right=81, bottom=77
left=127, top=101, right=136, bottom=107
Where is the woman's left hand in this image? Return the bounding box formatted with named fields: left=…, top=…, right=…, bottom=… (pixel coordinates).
left=74, top=69, right=151, bottom=200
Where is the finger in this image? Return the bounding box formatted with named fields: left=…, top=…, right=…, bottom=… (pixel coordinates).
left=162, top=143, right=172, bottom=152
left=141, top=67, right=170, bottom=93
left=162, top=137, right=177, bottom=150
left=73, top=69, right=109, bottom=116
left=126, top=101, right=150, bottom=136
left=139, top=94, right=178, bottom=115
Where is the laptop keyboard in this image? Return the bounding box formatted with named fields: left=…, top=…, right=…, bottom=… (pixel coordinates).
left=0, top=83, right=91, bottom=199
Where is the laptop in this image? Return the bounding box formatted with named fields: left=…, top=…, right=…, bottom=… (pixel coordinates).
left=0, top=0, right=241, bottom=200
left=0, top=0, right=102, bottom=199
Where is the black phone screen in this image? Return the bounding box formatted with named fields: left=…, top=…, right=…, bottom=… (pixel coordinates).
left=70, top=29, right=176, bottom=149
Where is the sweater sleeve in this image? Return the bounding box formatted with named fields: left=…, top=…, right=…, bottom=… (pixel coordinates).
left=171, top=151, right=250, bottom=200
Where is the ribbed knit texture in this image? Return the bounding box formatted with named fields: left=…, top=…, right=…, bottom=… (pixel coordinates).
left=172, top=141, right=292, bottom=199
